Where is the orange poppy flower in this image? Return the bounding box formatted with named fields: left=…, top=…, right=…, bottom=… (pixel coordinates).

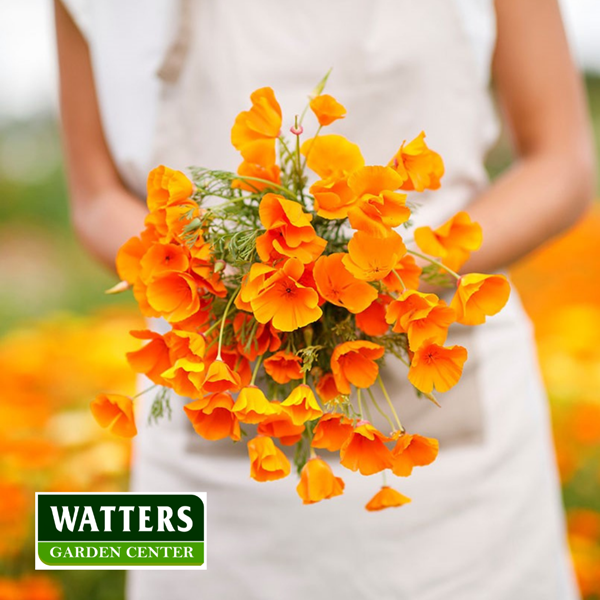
left=263, top=351, right=303, bottom=384
left=450, top=273, right=511, bottom=325
left=414, top=211, right=483, bottom=272
left=356, top=294, right=392, bottom=337
left=258, top=404, right=305, bottom=445
left=331, top=340, right=385, bottom=394
left=347, top=166, right=410, bottom=236
left=255, top=194, right=326, bottom=264
left=388, top=131, right=444, bottom=192
left=145, top=271, right=200, bottom=323
left=233, top=313, right=282, bottom=361
left=342, top=231, right=407, bottom=282
left=309, top=94, right=347, bottom=126
left=232, top=386, right=278, bottom=424
left=301, top=135, right=365, bottom=219
left=296, top=457, right=345, bottom=504
left=313, top=253, right=378, bottom=314
left=90, top=394, right=137, bottom=438
left=381, top=255, right=422, bottom=292
left=126, top=330, right=172, bottom=386
left=202, top=359, right=242, bottom=393
left=339, top=421, right=393, bottom=476
left=158, top=330, right=207, bottom=398
left=139, top=243, right=190, bottom=284
left=311, top=413, right=354, bottom=451
left=116, top=233, right=152, bottom=284
left=390, top=432, right=439, bottom=476
left=250, top=258, right=323, bottom=332
left=408, top=342, right=468, bottom=393
left=248, top=436, right=291, bottom=482
left=232, top=160, right=281, bottom=192
left=145, top=199, right=199, bottom=245
left=315, top=372, right=344, bottom=404
left=385, top=290, right=456, bottom=350
left=238, top=262, right=278, bottom=311
left=281, top=384, right=323, bottom=426
left=184, top=393, right=241, bottom=441
left=146, top=165, right=194, bottom=212
left=208, top=346, right=253, bottom=388
left=365, top=486, right=412, bottom=511
left=231, top=87, right=282, bottom=167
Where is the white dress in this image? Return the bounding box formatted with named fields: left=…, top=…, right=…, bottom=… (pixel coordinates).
left=61, top=1, right=580, bottom=598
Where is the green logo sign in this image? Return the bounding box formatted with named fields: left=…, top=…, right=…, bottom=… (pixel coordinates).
left=35, top=493, right=206, bottom=570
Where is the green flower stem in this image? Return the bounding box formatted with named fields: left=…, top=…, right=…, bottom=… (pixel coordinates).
left=367, top=387, right=395, bottom=432
left=356, top=387, right=364, bottom=419
left=377, top=374, right=404, bottom=433
left=216, top=288, right=240, bottom=361
left=407, top=249, right=460, bottom=280
left=132, top=384, right=158, bottom=400
left=250, top=354, right=263, bottom=386
left=392, top=269, right=407, bottom=292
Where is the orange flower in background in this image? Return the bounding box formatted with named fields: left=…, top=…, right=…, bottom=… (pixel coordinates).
left=388, top=131, right=444, bottom=192
left=263, top=351, right=303, bottom=384
left=331, top=340, right=385, bottom=394
left=356, top=294, right=392, bottom=337
left=232, top=386, right=278, bottom=424
left=385, top=290, right=456, bottom=350
left=202, top=359, right=242, bottom=393
left=347, top=166, right=410, bottom=236
left=408, top=343, right=467, bottom=394
left=146, top=165, right=194, bottom=212
left=248, top=436, right=291, bottom=482
left=255, top=194, right=326, bottom=264
left=309, top=94, right=347, bottom=126
left=381, top=255, right=422, bottom=292
left=313, top=253, right=378, bottom=314
left=250, top=258, right=323, bottom=331
left=340, top=421, right=392, bottom=476
left=301, top=134, right=365, bottom=219
left=281, top=384, right=323, bottom=425
left=450, top=273, right=511, bottom=325
left=391, top=432, right=439, bottom=476
left=145, top=271, right=201, bottom=323
left=315, top=372, right=344, bottom=404
left=414, top=211, right=483, bottom=272
left=184, top=393, right=241, bottom=441
left=296, top=457, right=345, bottom=504
left=90, top=394, right=137, bottom=438
left=231, top=87, right=282, bottom=166
left=258, top=405, right=305, bottom=445
left=233, top=313, right=282, bottom=361
left=311, top=412, right=354, bottom=452
left=343, top=230, right=407, bottom=282
left=365, top=486, right=412, bottom=511
left=232, top=161, right=281, bottom=192
left=139, top=243, right=190, bottom=283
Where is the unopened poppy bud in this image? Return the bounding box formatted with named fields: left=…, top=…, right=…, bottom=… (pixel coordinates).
left=303, top=326, right=314, bottom=346
left=183, top=217, right=202, bottom=233
left=290, top=124, right=304, bottom=136
left=105, top=280, right=130, bottom=295
left=214, top=259, right=226, bottom=273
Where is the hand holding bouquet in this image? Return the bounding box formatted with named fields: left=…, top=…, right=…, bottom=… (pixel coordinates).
left=92, top=75, right=510, bottom=510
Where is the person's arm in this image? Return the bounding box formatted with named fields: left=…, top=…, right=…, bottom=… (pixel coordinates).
left=54, top=0, right=148, bottom=271
left=460, top=0, right=595, bottom=275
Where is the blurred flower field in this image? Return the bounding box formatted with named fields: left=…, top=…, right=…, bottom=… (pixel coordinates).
left=1, top=79, right=600, bottom=599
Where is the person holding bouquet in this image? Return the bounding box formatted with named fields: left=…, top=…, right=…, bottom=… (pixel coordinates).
left=55, top=0, right=594, bottom=598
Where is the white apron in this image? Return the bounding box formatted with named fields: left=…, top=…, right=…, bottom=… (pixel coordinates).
left=61, top=1, right=579, bottom=597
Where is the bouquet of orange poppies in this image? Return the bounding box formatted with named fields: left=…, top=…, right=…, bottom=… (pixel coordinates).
left=92, top=74, right=511, bottom=511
